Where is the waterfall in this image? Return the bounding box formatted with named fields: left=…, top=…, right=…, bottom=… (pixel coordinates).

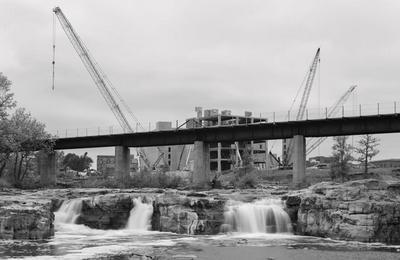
left=126, top=197, right=153, bottom=231
left=54, top=198, right=83, bottom=224
left=223, top=198, right=292, bottom=233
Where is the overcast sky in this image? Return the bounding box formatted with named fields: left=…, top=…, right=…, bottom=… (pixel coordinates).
left=1, top=0, right=400, bottom=166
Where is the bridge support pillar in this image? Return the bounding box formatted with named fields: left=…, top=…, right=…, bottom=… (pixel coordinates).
left=292, top=135, right=306, bottom=185
left=193, top=141, right=210, bottom=187
left=217, top=142, right=222, bottom=173
left=115, top=146, right=130, bottom=180
left=39, top=151, right=56, bottom=187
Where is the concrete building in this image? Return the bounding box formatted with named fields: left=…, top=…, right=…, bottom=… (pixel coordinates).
left=135, top=107, right=274, bottom=173
left=186, top=107, right=270, bottom=172
left=97, top=155, right=138, bottom=176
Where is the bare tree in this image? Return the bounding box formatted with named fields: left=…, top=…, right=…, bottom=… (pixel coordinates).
left=0, top=73, right=16, bottom=119
left=330, top=136, right=353, bottom=181
left=355, top=134, right=380, bottom=175
left=0, top=73, right=16, bottom=177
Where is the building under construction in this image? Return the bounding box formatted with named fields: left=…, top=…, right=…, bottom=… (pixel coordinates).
left=187, top=107, right=270, bottom=172
left=135, top=107, right=279, bottom=173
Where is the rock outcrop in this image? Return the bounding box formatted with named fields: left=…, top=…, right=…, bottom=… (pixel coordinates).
left=3, top=180, right=400, bottom=245
left=68, top=190, right=226, bottom=234
left=152, top=191, right=226, bottom=234
left=286, top=179, right=400, bottom=244
left=77, top=193, right=134, bottom=229
left=0, top=192, right=54, bottom=240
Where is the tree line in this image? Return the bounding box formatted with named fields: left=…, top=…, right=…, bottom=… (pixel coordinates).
left=0, top=73, right=54, bottom=187
left=330, top=134, right=380, bottom=181
left=60, top=152, right=93, bottom=172
left=0, top=73, right=95, bottom=187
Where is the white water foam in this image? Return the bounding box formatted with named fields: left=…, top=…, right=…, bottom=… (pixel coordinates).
left=54, top=198, right=83, bottom=225
left=224, top=198, right=292, bottom=233
left=126, top=197, right=153, bottom=231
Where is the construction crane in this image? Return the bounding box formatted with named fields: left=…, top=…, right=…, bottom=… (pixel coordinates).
left=53, top=7, right=167, bottom=170
left=269, top=152, right=282, bottom=167
left=282, top=48, right=321, bottom=166
left=306, top=85, right=357, bottom=155
left=296, top=48, right=320, bottom=121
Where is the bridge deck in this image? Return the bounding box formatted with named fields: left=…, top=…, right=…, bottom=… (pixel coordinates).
left=53, top=114, right=400, bottom=150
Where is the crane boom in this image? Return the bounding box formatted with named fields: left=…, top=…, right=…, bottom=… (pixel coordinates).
left=306, top=85, right=357, bottom=154
left=296, top=48, right=320, bottom=120
left=283, top=48, right=320, bottom=166
left=53, top=7, right=162, bottom=169
left=53, top=7, right=133, bottom=133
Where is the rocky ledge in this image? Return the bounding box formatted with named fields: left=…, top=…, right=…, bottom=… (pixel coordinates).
left=286, top=179, right=400, bottom=244
left=152, top=191, right=226, bottom=234
left=2, top=179, right=400, bottom=245
left=75, top=191, right=227, bottom=234
left=0, top=191, right=54, bottom=240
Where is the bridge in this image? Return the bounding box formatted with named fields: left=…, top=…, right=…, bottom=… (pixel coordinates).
left=41, top=12, right=397, bottom=188
left=39, top=112, right=400, bottom=187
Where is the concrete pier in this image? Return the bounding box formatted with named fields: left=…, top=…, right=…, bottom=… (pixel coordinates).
left=217, top=142, right=222, bottom=173
left=292, top=135, right=306, bottom=185
left=265, top=140, right=270, bottom=172
left=115, top=146, right=130, bottom=180
left=217, top=114, right=222, bottom=173
left=193, top=141, right=210, bottom=187
left=39, top=151, right=56, bottom=187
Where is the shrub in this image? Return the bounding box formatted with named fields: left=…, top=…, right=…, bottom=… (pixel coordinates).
left=236, top=172, right=258, bottom=189
left=0, top=178, right=12, bottom=188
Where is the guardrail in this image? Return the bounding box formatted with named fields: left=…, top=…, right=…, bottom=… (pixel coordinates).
left=49, top=101, right=399, bottom=139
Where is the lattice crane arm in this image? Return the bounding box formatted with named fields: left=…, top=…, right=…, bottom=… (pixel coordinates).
left=284, top=48, right=321, bottom=165
left=53, top=7, right=158, bottom=169
left=296, top=48, right=320, bottom=121
left=53, top=7, right=133, bottom=133
left=306, top=85, right=357, bottom=155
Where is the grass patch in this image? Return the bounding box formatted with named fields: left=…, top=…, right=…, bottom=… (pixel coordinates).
left=78, top=171, right=186, bottom=189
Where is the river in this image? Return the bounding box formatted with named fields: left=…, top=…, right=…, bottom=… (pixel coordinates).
left=1, top=197, right=399, bottom=259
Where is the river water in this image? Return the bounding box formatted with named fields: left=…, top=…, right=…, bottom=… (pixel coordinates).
left=1, top=198, right=400, bottom=259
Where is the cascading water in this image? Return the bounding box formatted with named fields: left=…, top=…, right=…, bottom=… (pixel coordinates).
left=126, top=197, right=153, bottom=231
left=54, top=198, right=83, bottom=224
left=223, top=198, right=292, bottom=233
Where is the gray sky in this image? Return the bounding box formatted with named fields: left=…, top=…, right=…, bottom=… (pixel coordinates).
left=1, top=0, right=400, bottom=166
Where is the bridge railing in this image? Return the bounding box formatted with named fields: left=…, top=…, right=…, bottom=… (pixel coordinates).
left=259, top=102, right=398, bottom=123
left=49, top=101, right=399, bottom=139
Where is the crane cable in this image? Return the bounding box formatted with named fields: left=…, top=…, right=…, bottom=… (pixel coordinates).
left=268, top=52, right=314, bottom=153
left=317, top=51, right=321, bottom=157
left=52, top=11, right=56, bottom=90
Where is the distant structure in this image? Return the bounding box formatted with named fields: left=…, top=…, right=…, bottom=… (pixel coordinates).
left=186, top=107, right=270, bottom=171
left=308, top=156, right=334, bottom=164
left=118, top=107, right=278, bottom=173
left=97, top=155, right=138, bottom=176
left=370, top=159, right=400, bottom=168
left=139, top=122, right=190, bottom=171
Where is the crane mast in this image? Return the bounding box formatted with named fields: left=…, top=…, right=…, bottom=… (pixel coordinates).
left=306, top=85, right=357, bottom=154
left=53, top=7, right=165, bottom=170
